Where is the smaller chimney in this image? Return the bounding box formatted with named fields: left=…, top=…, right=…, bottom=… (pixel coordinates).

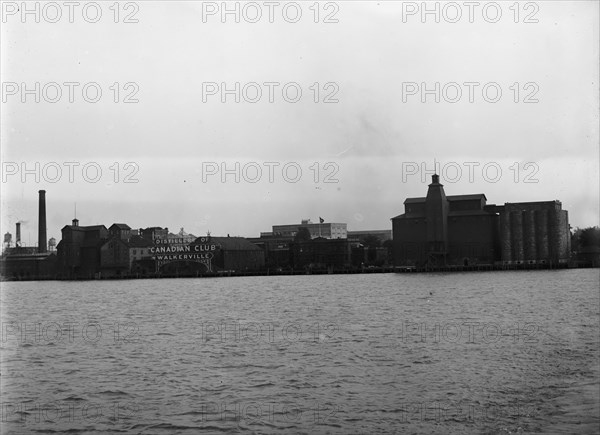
left=16, top=222, right=21, bottom=247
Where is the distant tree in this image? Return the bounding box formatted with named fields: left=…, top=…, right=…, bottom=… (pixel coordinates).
left=571, top=226, right=600, bottom=252
left=362, top=235, right=381, bottom=248
left=581, top=227, right=600, bottom=247
left=294, top=227, right=312, bottom=242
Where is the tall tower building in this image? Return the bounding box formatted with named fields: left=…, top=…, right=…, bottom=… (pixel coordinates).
left=425, top=174, right=448, bottom=259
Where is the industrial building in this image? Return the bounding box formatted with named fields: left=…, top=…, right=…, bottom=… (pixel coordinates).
left=347, top=230, right=392, bottom=243
left=56, top=219, right=265, bottom=278
left=0, top=182, right=578, bottom=279
left=0, top=190, right=57, bottom=280
left=290, top=238, right=352, bottom=270
left=57, top=220, right=108, bottom=278
left=268, top=219, right=347, bottom=239
left=251, top=221, right=394, bottom=270
left=392, top=174, right=571, bottom=267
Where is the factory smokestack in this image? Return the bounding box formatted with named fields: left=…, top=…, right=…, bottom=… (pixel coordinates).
left=38, top=190, right=47, bottom=253
left=16, top=222, right=21, bottom=247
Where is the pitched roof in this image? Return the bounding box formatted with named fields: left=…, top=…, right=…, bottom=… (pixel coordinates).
left=391, top=213, right=427, bottom=220
left=110, top=223, right=131, bottom=230
left=447, top=194, right=487, bottom=201
left=62, top=224, right=107, bottom=231
left=404, top=197, right=425, bottom=204
left=403, top=194, right=487, bottom=204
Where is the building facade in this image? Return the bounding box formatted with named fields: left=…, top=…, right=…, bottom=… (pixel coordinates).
left=272, top=219, right=347, bottom=239
left=392, top=175, right=571, bottom=267
left=1, top=190, right=58, bottom=280
left=247, top=235, right=292, bottom=269
left=347, top=230, right=392, bottom=243
left=57, top=219, right=108, bottom=279
left=290, top=238, right=352, bottom=269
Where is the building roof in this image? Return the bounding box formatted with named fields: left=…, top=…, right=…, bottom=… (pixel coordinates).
left=1, top=252, right=56, bottom=260
left=448, top=194, right=487, bottom=201
left=110, top=223, right=131, bottom=230
left=194, top=236, right=262, bottom=251
left=272, top=224, right=346, bottom=229
left=167, top=232, right=196, bottom=239
left=404, top=194, right=486, bottom=204
left=392, top=209, right=494, bottom=220
left=293, top=237, right=349, bottom=244
left=347, top=230, right=392, bottom=235
left=62, top=224, right=108, bottom=232
left=391, top=213, right=426, bottom=220
left=404, top=197, right=426, bottom=204
left=347, top=230, right=392, bottom=241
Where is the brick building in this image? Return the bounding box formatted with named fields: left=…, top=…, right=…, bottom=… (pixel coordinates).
left=392, top=174, right=571, bottom=267
left=290, top=238, right=352, bottom=269
left=56, top=219, right=108, bottom=279
left=271, top=219, right=347, bottom=239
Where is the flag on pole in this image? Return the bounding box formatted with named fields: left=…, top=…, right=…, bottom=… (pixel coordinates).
left=319, top=217, right=324, bottom=223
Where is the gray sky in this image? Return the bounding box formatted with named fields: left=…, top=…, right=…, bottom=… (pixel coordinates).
left=1, top=1, right=598, bottom=243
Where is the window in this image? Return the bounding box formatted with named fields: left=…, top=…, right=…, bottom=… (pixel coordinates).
left=133, top=250, right=137, bottom=255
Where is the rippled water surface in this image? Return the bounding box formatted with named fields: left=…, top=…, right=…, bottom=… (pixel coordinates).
left=1, top=269, right=599, bottom=434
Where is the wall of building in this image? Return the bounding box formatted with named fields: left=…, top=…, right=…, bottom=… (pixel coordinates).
left=272, top=222, right=348, bottom=239
left=57, top=224, right=108, bottom=278
left=392, top=217, right=428, bottom=266
left=447, top=214, right=497, bottom=265
left=220, top=250, right=265, bottom=272
left=391, top=178, right=570, bottom=267
left=347, top=230, right=392, bottom=242
left=499, top=202, right=570, bottom=265
left=291, top=239, right=352, bottom=269
left=100, top=238, right=130, bottom=277
left=0, top=253, right=58, bottom=280
left=248, top=237, right=292, bottom=269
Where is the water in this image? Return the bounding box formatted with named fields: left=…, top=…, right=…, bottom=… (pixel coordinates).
left=1, top=269, right=598, bottom=434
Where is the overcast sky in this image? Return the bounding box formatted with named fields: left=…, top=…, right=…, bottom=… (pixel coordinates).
left=1, top=1, right=598, bottom=244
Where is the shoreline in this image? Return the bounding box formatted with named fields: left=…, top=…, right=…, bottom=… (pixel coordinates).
left=1, top=262, right=596, bottom=282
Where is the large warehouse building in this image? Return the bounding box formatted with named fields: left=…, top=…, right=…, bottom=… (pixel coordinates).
left=392, top=175, right=571, bottom=267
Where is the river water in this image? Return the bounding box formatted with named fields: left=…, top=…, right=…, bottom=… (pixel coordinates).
left=1, top=269, right=598, bottom=434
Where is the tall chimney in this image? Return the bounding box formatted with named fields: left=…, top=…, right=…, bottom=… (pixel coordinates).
left=38, top=190, right=47, bottom=253
left=16, top=222, right=21, bottom=247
